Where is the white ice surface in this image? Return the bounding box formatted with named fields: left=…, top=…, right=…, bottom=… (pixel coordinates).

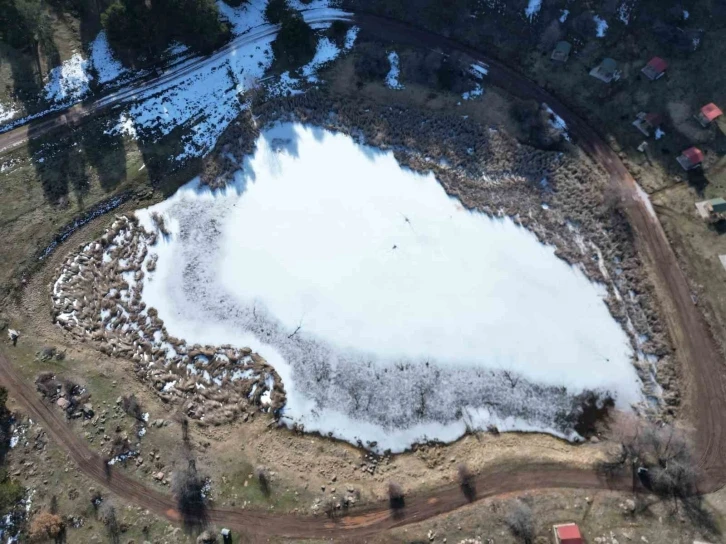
left=385, top=52, right=403, bottom=89
left=136, top=123, right=639, bottom=452
left=44, top=53, right=92, bottom=104
left=89, top=31, right=128, bottom=85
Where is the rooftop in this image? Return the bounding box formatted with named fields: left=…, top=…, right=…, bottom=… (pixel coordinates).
left=701, top=103, right=723, bottom=122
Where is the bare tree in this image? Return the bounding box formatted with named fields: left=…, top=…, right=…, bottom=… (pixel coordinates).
left=458, top=463, right=476, bottom=502
left=121, top=394, right=144, bottom=421
left=98, top=500, right=121, bottom=544
left=505, top=501, right=535, bottom=544
left=173, top=457, right=209, bottom=533
left=255, top=466, right=270, bottom=496
left=599, top=413, right=698, bottom=502
left=388, top=481, right=405, bottom=511
left=90, top=490, right=103, bottom=511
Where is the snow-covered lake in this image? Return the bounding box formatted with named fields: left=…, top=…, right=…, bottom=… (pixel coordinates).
left=137, top=123, right=639, bottom=452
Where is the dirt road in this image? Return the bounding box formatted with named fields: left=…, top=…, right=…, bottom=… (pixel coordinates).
left=0, top=12, right=724, bottom=540
left=0, top=10, right=353, bottom=156
left=0, top=351, right=631, bottom=539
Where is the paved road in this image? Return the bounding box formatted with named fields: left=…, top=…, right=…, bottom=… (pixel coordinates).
left=0, top=11, right=724, bottom=540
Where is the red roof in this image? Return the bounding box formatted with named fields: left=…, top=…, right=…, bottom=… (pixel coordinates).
left=701, top=103, right=723, bottom=121
left=557, top=523, right=582, bottom=544
left=682, top=147, right=704, bottom=164
left=647, top=57, right=668, bottom=73
left=556, top=523, right=583, bottom=544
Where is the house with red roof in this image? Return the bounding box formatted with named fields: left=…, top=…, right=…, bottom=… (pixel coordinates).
left=696, top=103, right=723, bottom=127
left=677, top=147, right=704, bottom=171
left=553, top=523, right=583, bottom=544
left=641, top=57, right=668, bottom=80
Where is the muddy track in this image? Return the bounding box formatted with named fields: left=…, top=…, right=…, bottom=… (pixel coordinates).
left=0, top=12, right=724, bottom=540
left=0, top=351, right=632, bottom=539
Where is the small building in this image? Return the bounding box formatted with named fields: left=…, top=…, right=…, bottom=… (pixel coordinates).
left=553, top=523, right=583, bottom=544
left=551, top=41, right=572, bottom=62
left=709, top=198, right=726, bottom=213
left=696, top=103, right=724, bottom=127
left=641, top=56, right=668, bottom=80
left=220, top=528, right=232, bottom=543
left=677, top=147, right=704, bottom=170
left=632, top=112, right=663, bottom=137
left=590, top=58, right=619, bottom=83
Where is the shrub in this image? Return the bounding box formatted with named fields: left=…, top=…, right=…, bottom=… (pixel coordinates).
left=458, top=463, right=476, bottom=501
left=121, top=394, right=144, bottom=421
left=173, top=458, right=209, bottom=531
left=265, top=0, right=292, bottom=24
left=271, top=12, right=316, bottom=68
left=505, top=502, right=535, bottom=544
left=354, top=43, right=390, bottom=82
left=29, top=511, right=64, bottom=541
left=328, top=20, right=349, bottom=47
left=388, top=481, right=404, bottom=511
left=98, top=501, right=121, bottom=544
left=102, top=0, right=229, bottom=64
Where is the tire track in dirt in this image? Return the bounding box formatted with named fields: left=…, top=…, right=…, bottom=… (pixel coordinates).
left=0, top=350, right=632, bottom=538
left=0, top=12, right=724, bottom=539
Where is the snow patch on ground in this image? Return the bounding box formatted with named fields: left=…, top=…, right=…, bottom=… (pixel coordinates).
left=470, top=63, right=488, bottom=78
left=267, top=28, right=356, bottom=97
left=344, top=25, right=358, bottom=49
left=0, top=102, right=17, bottom=123
left=544, top=104, right=571, bottom=141
left=301, top=37, right=340, bottom=82
left=166, top=42, right=190, bottom=56
left=462, top=85, right=483, bottom=101
left=385, top=52, right=403, bottom=89
left=617, top=2, right=633, bottom=25
left=217, top=0, right=268, bottom=35
left=106, top=37, right=275, bottom=160
left=634, top=183, right=657, bottom=219
left=525, top=0, right=542, bottom=21
left=137, top=123, right=640, bottom=452
left=89, top=31, right=128, bottom=85
left=593, top=15, right=609, bottom=37
left=106, top=22, right=356, bottom=160
left=44, top=53, right=92, bottom=104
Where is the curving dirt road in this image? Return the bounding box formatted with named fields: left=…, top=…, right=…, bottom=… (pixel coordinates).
left=0, top=350, right=631, bottom=539
left=0, top=11, right=725, bottom=540
left=0, top=9, right=353, bottom=156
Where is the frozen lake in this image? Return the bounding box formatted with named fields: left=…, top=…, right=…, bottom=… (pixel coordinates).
left=137, top=123, right=639, bottom=452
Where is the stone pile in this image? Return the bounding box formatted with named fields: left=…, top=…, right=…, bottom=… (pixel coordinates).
left=51, top=215, right=285, bottom=425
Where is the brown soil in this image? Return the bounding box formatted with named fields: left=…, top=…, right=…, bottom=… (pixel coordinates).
left=0, top=11, right=724, bottom=541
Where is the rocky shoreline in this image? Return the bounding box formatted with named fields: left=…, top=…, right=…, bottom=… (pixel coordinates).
left=51, top=214, right=285, bottom=425
left=49, top=90, right=679, bottom=437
